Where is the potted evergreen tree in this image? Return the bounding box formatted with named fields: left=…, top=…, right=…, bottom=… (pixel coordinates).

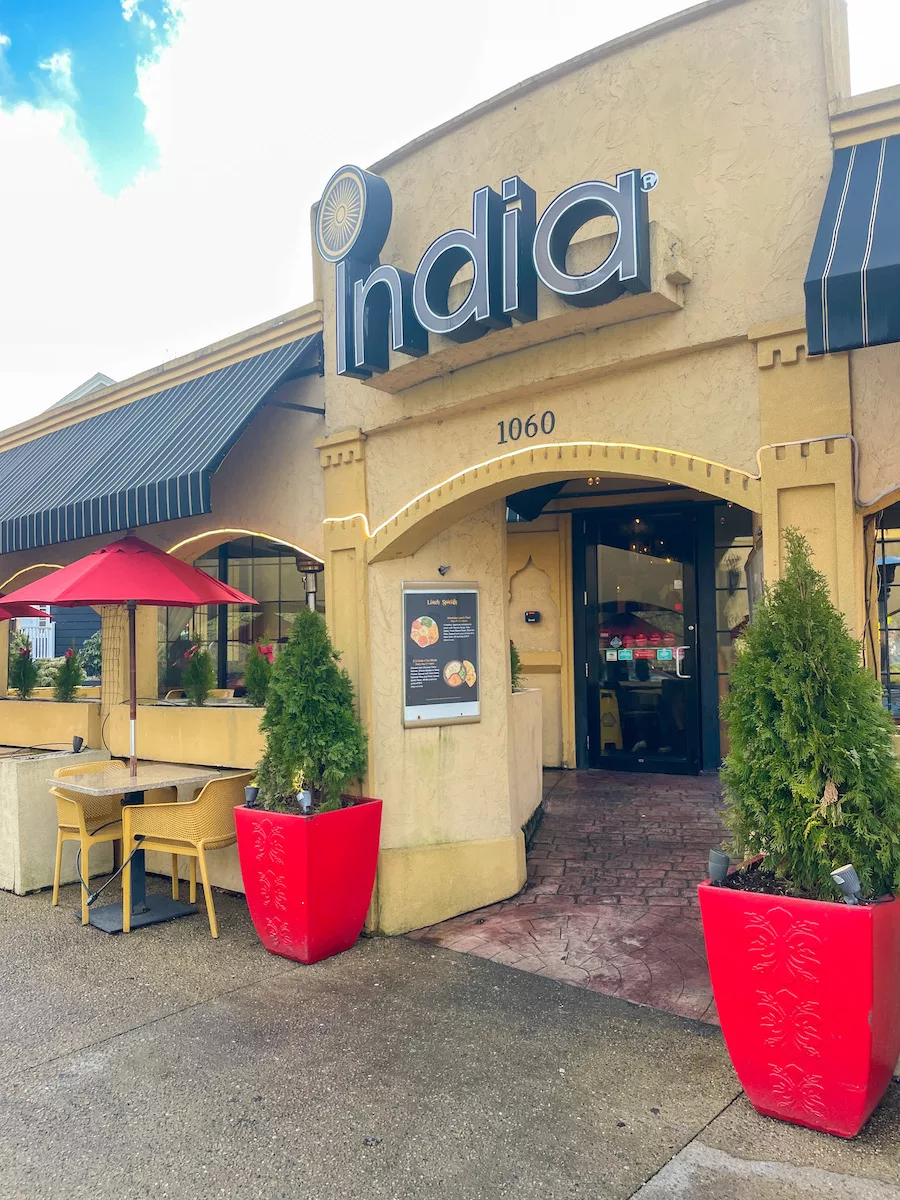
left=234, top=607, right=381, bottom=964
left=699, top=530, right=900, bottom=1138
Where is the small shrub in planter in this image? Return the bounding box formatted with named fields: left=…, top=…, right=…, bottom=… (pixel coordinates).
left=243, top=641, right=273, bottom=707
left=700, top=529, right=900, bottom=1137
left=9, top=640, right=39, bottom=699
left=182, top=644, right=215, bottom=706
left=235, top=608, right=381, bottom=963
left=510, top=639, right=523, bottom=693
left=53, top=648, right=85, bottom=702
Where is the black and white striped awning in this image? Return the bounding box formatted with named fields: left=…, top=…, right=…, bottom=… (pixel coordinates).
left=0, top=334, right=321, bottom=554
left=805, top=136, right=900, bottom=356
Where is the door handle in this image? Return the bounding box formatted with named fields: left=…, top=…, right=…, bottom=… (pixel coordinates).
left=675, top=646, right=692, bottom=679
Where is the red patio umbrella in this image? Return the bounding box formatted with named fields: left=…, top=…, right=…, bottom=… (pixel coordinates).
left=1, top=536, right=257, bottom=774
left=0, top=598, right=51, bottom=621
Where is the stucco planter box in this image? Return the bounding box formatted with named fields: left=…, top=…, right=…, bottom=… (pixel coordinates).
left=508, top=688, right=543, bottom=830
left=106, top=703, right=265, bottom=769
left=0, top=748, right=111, bottom=894
left=0, top=698, right=101, bottom=752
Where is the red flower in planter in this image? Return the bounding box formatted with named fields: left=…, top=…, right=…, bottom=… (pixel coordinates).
left=64, top=648, right=75, bottom=659
left=259, top=643, right=274, bottom=664
left=18, top=646, right=28, bottom=656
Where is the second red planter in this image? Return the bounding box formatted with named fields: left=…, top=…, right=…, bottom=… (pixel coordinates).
left=699, top=881, right=900, bottom=1138
left=235, top=799, right=382, bottom=965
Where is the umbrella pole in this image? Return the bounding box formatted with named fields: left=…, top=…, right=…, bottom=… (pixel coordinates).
left=127, top=600, right=137, bottom=776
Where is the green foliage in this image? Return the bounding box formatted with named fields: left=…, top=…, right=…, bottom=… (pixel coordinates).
left=722, top=528, right=900, bottom=900
left=510, top=640, right=523, bottom=693
left=81, top=629, right=102, bottom=678
left=182, top=646, right=215, bottom=707
left=9, top=639, right=39, bottom=699
left=255, top=607, right=368, bottom=814
left=244, top=642, right=272, bottom=707
left=53, top=649, right=85, bottom=702
left=37, top=655, right=65, bottom=686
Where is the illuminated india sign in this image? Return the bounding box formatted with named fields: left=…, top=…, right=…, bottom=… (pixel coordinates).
left=315, top=164, right=655, bottom=380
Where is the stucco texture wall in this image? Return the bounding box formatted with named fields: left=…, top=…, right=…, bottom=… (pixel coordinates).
left=366, top=502, right=513, bottom=851
left=850, top=344, right=900, bottom=509
left=363, top=341, right=761, bottom=534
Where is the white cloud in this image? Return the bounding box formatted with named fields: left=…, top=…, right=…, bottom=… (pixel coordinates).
left=121, top=1, right=157, bottom=32
left=0, top=0, right=895, bottom=428
left=38, top=50, right=77, bottom=100
left=0, top=33, right=10, bottom=50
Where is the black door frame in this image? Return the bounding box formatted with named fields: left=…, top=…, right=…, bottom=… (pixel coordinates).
left=572, top=504, right=720, bottom=774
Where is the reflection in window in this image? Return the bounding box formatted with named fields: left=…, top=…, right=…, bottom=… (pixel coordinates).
left=875, top=522, right=900, bottom=720
left=157, top=537, right=325, bottom=698
left=714, top=504, right=754, bottom=754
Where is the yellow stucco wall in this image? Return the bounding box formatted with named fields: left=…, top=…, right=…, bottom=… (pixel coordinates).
left=0, top=699, right=101, bottom=751
left=849, top=343, right=900, bottom=511
left=507, top=518, right=575, bottom=767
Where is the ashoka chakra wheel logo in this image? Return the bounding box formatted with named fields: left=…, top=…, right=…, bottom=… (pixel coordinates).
left=316, top=167, right=366, bottom=263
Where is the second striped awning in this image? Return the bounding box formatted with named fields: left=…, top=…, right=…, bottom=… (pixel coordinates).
left=805, top=135, right=900, bottom=356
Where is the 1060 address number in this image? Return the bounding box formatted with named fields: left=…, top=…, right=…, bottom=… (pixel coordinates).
left=497, top=411, right=556, bottom=444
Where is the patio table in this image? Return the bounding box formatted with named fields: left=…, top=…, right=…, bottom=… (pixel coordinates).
left=49, top=762, right=228, bottom=934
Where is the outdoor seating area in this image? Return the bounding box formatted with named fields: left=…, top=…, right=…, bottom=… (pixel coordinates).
left=48, top=758, right=249, bottom=936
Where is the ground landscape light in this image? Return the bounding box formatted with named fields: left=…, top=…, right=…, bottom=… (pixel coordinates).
left=831, top=863, right=862, bottom=904
left=708, top=849, right=731, bottom=883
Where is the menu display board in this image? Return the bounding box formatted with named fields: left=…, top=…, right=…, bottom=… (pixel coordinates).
left=403, top=584, right=480, bottom=726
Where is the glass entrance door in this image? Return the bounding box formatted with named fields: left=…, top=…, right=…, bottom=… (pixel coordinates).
left=581, top=508, right=701, bottom=773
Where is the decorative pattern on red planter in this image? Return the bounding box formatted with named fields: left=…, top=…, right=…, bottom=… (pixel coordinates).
left=768, top=1062, right=827, bottom=1118
left=746, top=907, right=821, bottom=981
left=258, top=870, right=288, bottom=912
left=252, top=818, right=285, bottom=865
left=758, top=988, right=822, bottom=1056
left=264, top=915, right=293, bottom=951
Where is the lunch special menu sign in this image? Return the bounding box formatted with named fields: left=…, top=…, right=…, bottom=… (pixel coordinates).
left=403, top=584, right=480, bottom=726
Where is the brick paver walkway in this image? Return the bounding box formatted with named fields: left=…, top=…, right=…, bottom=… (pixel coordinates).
left=409, top=770, right=726, bottom=1023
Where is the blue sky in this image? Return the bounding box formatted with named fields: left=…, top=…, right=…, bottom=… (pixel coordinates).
left=0, top=0, right=172, bottom=193
left=0, top=0, right=897, bottom=425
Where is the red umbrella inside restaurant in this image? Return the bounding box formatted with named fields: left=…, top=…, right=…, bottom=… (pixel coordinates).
left=1, top=535, right=257, bottom=775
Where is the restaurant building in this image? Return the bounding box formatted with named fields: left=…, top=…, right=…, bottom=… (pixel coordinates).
left=2, top=0, right=900, bottom=933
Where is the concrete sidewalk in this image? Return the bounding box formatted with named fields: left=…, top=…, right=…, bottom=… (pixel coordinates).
left=0, top=881, right=898, bottom=1199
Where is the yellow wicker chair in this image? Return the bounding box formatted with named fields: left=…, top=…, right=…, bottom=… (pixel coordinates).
left=121, top=771, right=252, bottom=937
left=51, top=761, right=176, bottom=924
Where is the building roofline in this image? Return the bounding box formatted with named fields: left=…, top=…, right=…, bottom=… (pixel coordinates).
left=0, top=300, right=323, bottom=456
left=830, top=83, right=900, bottom=148
left=369, top=0, right=759, bottom=175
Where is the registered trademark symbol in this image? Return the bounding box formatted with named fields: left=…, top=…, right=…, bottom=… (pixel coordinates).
left=641, top=171, right=659, bottom=192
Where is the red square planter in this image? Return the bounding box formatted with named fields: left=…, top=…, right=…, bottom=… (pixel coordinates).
left=235, top=799, right=382, bottom=965
left=699, top=882, right=900, bottom=1137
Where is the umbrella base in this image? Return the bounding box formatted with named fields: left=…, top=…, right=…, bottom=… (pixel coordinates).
left=88, top=895, right=198, bottom=934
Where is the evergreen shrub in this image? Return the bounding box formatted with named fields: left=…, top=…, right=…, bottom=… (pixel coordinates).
left=510, top=640, right=523, bottom=692
left=244, top=642, right=273, bottom=707
left=255, top=607, right=367, bottom=814
left=722, top=528, right=900, bottom=899
left=10, top=639, right=39, bottom=699
left=53, top=648, right=84, bottom=701
left=183, top=645, right=215, bottom=707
